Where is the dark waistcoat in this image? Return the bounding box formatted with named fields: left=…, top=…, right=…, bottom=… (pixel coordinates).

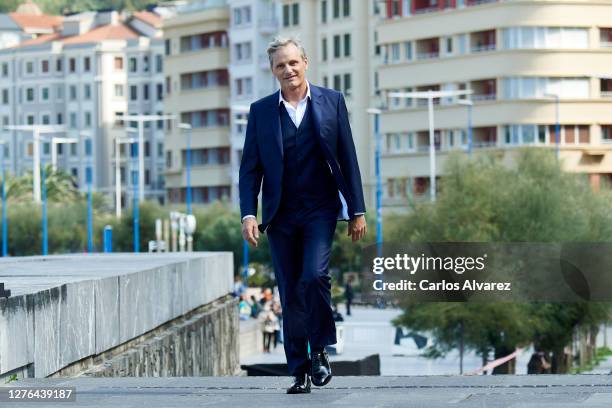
left=278, top=100, right=340, bottom=217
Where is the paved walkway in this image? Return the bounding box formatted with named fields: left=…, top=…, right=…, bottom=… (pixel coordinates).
left=3, top=375, right=612, bottom=407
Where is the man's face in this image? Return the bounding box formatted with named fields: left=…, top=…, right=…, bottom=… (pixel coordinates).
left=270, top=44, right=308, bottom=90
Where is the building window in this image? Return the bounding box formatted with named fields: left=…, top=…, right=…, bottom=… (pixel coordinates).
left=84, top=84, right=91, bottom=100
left=404, top=41, right=412, bottom=60
left=143, top=55, right=149, bottom=72
left=129, top=57, right=137, bottom=72
left=292, top=3, right=299, bottom=25
left=333, top=0, right=340, bottom=18
left=322, top=38, right=328, bottom=61
left=41, top=60, right=49, bottom=73
left=234, top=42, right=252, bottom=62
left=85, top=139, right=92, bottom=156
left=343, top=0, right=350, bottom=17
left=69, top=112, right=77, bottom=128
left=333, top=74, right=341, bottom=91
left=165, top=39, right=171, bottom=56
left=26, top=115, right=34, bottom=125
left=84, top=111, right=92, bottom=127
left=344, top=33, right=351, bottom=57
left=42, top=114, right=50, bottom=125
left=233, top=5, right=252, bottom=26
left=26, top=87, right=34, bottom=102
left=321, top=0, right=327, bottom=23
left=333, top=35, right=341, bottom=58
left=235, top=77, right=253, bottom=97
left=143, top=84, right=149, bottom=100
left=2, top=89, right=9, bottom=105
left=157, top=83, right=163, bottom=101
left=56, top=113, right=63, bottom=124
left=69, top=58, right=76, bottom=73
left=283, top=3, right=300, bottom=27
left=181, top=109, right=230, bottom=128
left=55, top=58, right=62, bottom=72
left=156, top=55, right=163, bottom=73
left=344, top=73, right=352, bottom=96
left=130, top=85, right=138, bottom=101
left=42, top=87, right=49, bottom=101
left=115, top=84, right=124, bottom=97
left=69, top=85, right=77, bottom=100
left=84, top=56, right=91, bottom=72
left=1, top=63, right=8, bottom=77
left=114, top=57, right=124, bottom=70
left=25, top=61, right=33, bottom=74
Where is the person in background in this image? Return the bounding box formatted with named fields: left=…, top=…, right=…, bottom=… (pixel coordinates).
left=273, top=301, right=283, bottom=348
left=344, top=275, right=354, bottom=317
left=260, top=302, right=278, bottom=353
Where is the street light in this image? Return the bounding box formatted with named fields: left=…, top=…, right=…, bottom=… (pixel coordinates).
left=388, top=89, right=473, bottom=202
left=456, top=99, right=473, bottom=158
left=543, top=93, right=560, bottom=161
left=366, top=108, right=383, bottom=259
left=78, top=131, right=94, bottom=253
left=115, top=128, right=138, bottom=218
left=2, top=125, right=65, bottom=203
left=232, top=105, right=250, bottom=287
left=0, top=140, right=7, bottom=257
left=51, top=137, right=78, bottom=172
left=122, top=114, right=175, bottom=201
left=178, top=123, right=193, bottom=215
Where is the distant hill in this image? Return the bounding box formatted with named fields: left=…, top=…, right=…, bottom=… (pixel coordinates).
left=0, top=0, right=155, bottom=15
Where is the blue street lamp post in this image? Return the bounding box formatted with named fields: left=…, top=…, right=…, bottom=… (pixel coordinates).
left=87, top=165, right=93, bottom=253
left=179, top=123, right=193, bottom=215
left=457, top=99, right=474, bottom=157
left=1, top=141, right=7, bottom=257
left=132, top=142, right=139, bottom=253
left=41, top=158, right=48, bottom=255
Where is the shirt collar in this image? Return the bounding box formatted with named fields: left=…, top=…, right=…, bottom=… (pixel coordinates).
left=278, top=81, right=311, bottom=106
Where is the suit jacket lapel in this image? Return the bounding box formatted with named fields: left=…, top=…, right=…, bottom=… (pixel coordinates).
left=271, top=90, right=283, bottom=159
left=309, top=85, right=323, bottom=140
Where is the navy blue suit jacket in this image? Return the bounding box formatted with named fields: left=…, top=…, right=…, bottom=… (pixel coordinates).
left=239, top=84, right=366, bottom=232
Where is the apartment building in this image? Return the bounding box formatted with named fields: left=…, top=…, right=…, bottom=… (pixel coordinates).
left=378, top=0, right=612, bottom=207
left=277, top=0, right=382, bottom=210
left=0, top=9, right=168, bottom=203
left=162, top=0, right=232, bottom=205
left=228, top=0, right=281, bottom=205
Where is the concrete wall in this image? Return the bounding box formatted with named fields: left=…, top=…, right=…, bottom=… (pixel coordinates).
left=68, top=296, right=239, bottom=377
left=0, top=253, right=235, bottom=379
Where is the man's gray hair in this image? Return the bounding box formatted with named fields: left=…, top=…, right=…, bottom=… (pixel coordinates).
left=267, top=36, right=307, bottom=67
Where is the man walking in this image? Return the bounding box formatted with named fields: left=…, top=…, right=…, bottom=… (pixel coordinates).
left=239, top=37, right=366, bottom=394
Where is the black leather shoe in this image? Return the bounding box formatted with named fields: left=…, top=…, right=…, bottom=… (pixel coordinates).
left=311, top=350, right=332, bottom=386
left=286, top=373, right=311, bottom=394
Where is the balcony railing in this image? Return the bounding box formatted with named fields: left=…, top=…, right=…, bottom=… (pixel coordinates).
left=472, top=93, right=497, bottom=101
left=471, top=44, right=496, bottom=53
left=416, top=52, right=439, bottom=60
left=413, top=7, right=440, bottom=15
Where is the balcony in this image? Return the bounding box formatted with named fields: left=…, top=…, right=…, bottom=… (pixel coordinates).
left=600, top=28, right=612, bottom=47
left=470, top=79, right=497, bottom=101
left=601, top=79, right=612, bottom=98
left=470, top=30, right=496, bottom=53
left=416, top=37, right=440, bottom=60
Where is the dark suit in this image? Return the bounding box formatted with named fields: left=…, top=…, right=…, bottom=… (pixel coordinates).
left=239, top=84, right=365, bottom=376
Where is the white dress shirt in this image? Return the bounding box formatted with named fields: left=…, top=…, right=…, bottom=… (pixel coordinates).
left=279, top=82, right=311, bottom=128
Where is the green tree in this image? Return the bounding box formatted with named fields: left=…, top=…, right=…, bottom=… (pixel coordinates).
left=389, top=149, right=612, bottom=373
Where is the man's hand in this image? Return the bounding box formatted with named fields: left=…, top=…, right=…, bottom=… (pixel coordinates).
left=242, top=218, right=259, bottom=247
left=347, top=215, right=367, bottom=242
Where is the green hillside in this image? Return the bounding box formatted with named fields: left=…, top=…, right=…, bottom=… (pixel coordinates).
left=0, top=0, right=154, bottom=15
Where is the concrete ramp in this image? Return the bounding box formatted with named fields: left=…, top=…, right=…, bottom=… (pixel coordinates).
left=0, top=253, right=234, bottom=379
